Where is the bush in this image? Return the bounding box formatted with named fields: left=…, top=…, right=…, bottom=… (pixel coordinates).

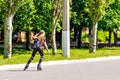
left=82, top=32, right=89, bottom=42
left=97, top=30, right=107, bottom=42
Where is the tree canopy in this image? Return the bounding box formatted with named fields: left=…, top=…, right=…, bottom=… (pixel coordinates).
left=0, top=0, right=120, bottom=58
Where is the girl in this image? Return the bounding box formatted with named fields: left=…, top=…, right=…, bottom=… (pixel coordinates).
left=24, top=30, right=50, bottom=71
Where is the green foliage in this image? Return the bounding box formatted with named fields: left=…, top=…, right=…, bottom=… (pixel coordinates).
left=81, top=30, right=115, bottom=43
left=13, top=2, right=35, bottom=32
left=0, top=0, right=31, bottom=15
left=33, top=0, right=52, bottom=34
left=0, top=0, right=120, bottom=44
left=82, top=32, right=89, bottom=42
left=98, top=0, right=120, bottom=32
left=56, top=22, right=62, bottom=32
left=0, top=0, right=34, bottom=31
left=71, top=0, right=90, bottom=28
left=97, top=30, right=116, bottom=42
left=86, top=0, right=114, bottom=21
left=0, top=1, right=6, bottom=29
left=0, top=12, right=4, bottom=30
left=97, top=30, right=108, bottom=42
left=118, top=32, right=120, bottom=41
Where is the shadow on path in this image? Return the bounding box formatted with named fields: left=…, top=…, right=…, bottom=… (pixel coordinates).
left=7, top=69, right=38, bottom=72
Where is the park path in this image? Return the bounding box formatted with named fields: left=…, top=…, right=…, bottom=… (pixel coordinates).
left=0, top=57, right=120, bottom=80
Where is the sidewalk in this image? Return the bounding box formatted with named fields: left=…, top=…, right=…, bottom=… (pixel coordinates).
left=1, top=56, right=120, bottom=71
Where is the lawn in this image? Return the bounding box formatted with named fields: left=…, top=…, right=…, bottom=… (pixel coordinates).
left=0, top=47, right=120, bottom=66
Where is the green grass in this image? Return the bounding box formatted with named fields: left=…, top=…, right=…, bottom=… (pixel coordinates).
left=0, top=47, right=120, bottom=66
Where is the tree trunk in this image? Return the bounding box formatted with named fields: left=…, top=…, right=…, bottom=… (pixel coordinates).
left=4, top=15, right=13, bottom=58
left=78, top=27, right=82, bottom=48
left=73, top=27, right=77, bottom=42
left=113, top=31, right=118, bottom=46
left=0, top=30, right=4, bottom=41
left=89, top=21, right=98, bottom=53
left=51, top=0, right=57, bottom=55
left=51, top=18, right=57, bottom=55
left=51, top=0, right=62, bottom=54
left=26, top=31, right=31, bottom=50
left=108, top=31, right=112, bottom=47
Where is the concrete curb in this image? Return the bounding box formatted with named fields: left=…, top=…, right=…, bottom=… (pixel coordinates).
left=0, top=56, right=120, bottom=71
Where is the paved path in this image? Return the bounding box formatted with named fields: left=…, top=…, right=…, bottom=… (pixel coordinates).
left=0, top=57, right=120, bottom=80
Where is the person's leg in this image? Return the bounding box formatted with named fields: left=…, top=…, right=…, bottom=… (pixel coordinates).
left=37, top=48, right=44, bottom=71
left=24, top=48, right=37, bottom=71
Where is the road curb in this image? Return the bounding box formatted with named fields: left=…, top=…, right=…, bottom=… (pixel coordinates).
left=0, top=56, right=120, bottom=71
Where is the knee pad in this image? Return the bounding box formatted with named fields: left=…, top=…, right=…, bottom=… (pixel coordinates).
left=29, top=57, right=34, bottom=61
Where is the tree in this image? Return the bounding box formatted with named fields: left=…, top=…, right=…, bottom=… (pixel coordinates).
left=1, top=0, right=31, bottom=58
left=71, top=0, right=90, bottom=48
left=98, top=0, right=120, bottom=46
left=13, top=2, right=36, bottom=50
left=106, top=0, right=120, bottom=46
left=87, top=0, right=114, bottom=53
left=33, top=0, right=63, bottom=55
left=51, top=0, right=62, bottom=55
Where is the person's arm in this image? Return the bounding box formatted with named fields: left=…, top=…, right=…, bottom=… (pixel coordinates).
left=43, top=41, right=50, bottom=54
left=32, top=33, right=39, bottom=40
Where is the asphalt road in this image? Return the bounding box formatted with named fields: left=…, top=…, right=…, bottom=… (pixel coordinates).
left=0, top=58, right=120, bottom=80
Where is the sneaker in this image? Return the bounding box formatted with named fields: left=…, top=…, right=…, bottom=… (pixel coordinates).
left=37, top=66, right=42, bottom=71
